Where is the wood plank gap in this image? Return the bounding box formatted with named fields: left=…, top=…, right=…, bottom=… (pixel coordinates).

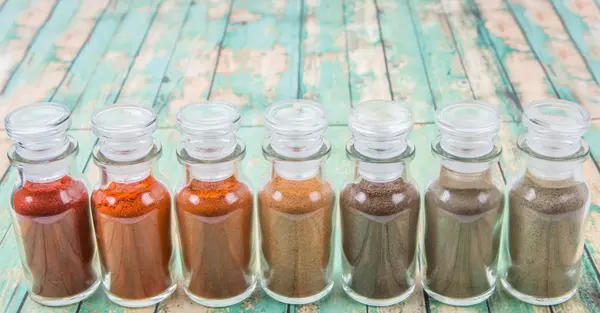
left=584, top=245, right=600, bottom=288
left=0, top=0, right=60, bottom=95
left=147, top=0, right=195, bottom=108
left=502, top=0, right=561, bottom=97
left=405, top=0, right=438, bottom=110
left=75, top=301, right=82, bottom=313
left=110, top=0, right=167, bottom=103
left=467, top=0, right=524, bottom=112
left=438, top=0, right=477, bottom=100
left=5, top=283, right=19, bottom=312
left=59, top=1, right=136, bottom=117
left=47, top=0, right=115, bottom=101
left=372, top=0, right=394, bottom=100
left=15, top=293, right=27, bottom=313
left=0, top=224, right=9, bottom=246
left=341, top=0, right=354, bottom=104
left=296, top=0, right=305, bottom=99
left=203, top=0, right=235, bottom=101
left=547, top=0, right=600, bottom=85
left=423, top=289, right=432, bottom=313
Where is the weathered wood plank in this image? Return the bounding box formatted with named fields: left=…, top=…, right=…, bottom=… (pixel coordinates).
left=438, top=0, right=521, bottom=121
left=377, top=0, right=435, bottom=123
left=152, top=0, right=232, bottom=126
left=549, top=0, right=600, bottom=84
left=116, top=0, right=192, bottom=105
left=198, top=0, right=303, bottom=126
left=0, top=0, right=58, bottom=92
left=407, top=0, right=473, bottom=107
left=505, top=0, right=600, bottom=118
left=300, top=0, right=351, bottom=125
left=343, top=0, right=391, bottom=104
left=0, top=0, right=110, bottom=123
left=68, top=0, right=163, bottom=128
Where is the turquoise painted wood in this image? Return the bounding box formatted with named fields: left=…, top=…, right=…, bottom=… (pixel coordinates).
left=1, top=0, right=600, bottom=312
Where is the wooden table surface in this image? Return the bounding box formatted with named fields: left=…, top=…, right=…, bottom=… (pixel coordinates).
left=0, top=0, right=599, bottom=312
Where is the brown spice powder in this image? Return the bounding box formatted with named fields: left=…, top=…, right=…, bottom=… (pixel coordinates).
left=176, top=176, right=253, bottom=299
left=507, top=172, right=588, bottom=298
left=341, top=177, right=419, bottom=299
left=424, top=167, right=503, bottom=299
left=259, top=174, right=334, bottom=298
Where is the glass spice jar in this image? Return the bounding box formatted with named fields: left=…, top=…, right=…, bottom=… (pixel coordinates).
left=6, top=102, right=100, bottom=306
left=259, top=100, right=335, bottom=305
left=175, top=102, right=256, bottom=307
left=340, top=101, right=420, bottom=306
left=91, top=105, right=176, bottom=307
left=422, top=101, right=504, bottom=306
left=502, top=100, right=591, bottom=305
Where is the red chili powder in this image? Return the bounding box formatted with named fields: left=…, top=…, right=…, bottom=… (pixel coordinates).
left=92, top=175, right=173, bottom=300
left=176, top=175, right=253, bottom=299
left=12, top=175, right=97, bottom=298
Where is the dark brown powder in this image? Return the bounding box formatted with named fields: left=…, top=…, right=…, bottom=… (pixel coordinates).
left=258, top=174, right=334, bottom=298
left=340, top=176, right=419, bottom=299
left=424, top=167, right=503, bottom=299
left=506, top=172, right=588, bottom=298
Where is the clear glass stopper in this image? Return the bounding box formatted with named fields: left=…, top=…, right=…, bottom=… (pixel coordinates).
left=522, top=99, right=590, bottom=158
left=5, top=102, right=71, bottom=161
left=437, top=100, right=501, bottom=158
left=349, top=100, right=413, bottom=159
left=176, top=102, right=240, bottom=160
left=92, top=104, right=157, bottom=162
left=264, top=100, right=328, bottom=158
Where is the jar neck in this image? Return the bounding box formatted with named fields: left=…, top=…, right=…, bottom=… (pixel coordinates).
left=356, top=161, right=407, bottom=182
left=438, top=165, right=495, bottom=189
left=98, top=136, right=154, bottom=162
left=185, top=161, right=237, bottom=182
left=525, top=155, right=583, bottom=181
left=20, top=158, right=72, bottom=183
left=102, top=161, right=153, bottom=184
left=273, top=160, right=323, bottom=181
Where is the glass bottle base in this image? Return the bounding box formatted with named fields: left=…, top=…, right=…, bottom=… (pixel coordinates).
left=29, top=278, right=101, bottom=307
left=184, top=279, right=257, bottom=307
left=501, top=278, right=577, bottom=306
left=423, top=283, right=494, bottom=306
left=342, top=283, right=415, bottom=306
left=105, top=283, right=177, bottom=308
left=262, top=281, right=334, bottom=305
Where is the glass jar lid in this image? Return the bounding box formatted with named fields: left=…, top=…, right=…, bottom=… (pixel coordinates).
left=92, top=105, right=157, bottom=162
left=5, top=102, right=72, bottom=160
left=522, top=99, right=590, bottom=158
left=348, top=100, right=413, bottom=159
left=436, top=100, right=501, bottom=158
left=264, top=100, right=328, bottom=159
left=176, top=102, right=242, bottom=161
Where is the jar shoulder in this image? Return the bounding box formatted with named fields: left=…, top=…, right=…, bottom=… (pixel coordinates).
left=92, top=176, right=171, bottom=217
left=508, top=176, right=589, bottom=214
left=176, top=179, right=253, bottom=216
left=425, top=179, right=504, bottom=214
left=340, top=178, right=420, bottom=215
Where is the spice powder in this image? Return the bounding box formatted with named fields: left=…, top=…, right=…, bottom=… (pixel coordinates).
left=13, top=176, right=97, bottom=298
left=341, top=177, right=419, bottom=299
left=259, top=175, right=334, bottom=298
left=92, top=175, right=173, bottom=300
left=507, top=172, right=588, bottom=298
left=424, top=167, right=503, bottom=299
left=176, top=175, right=253, bottom=299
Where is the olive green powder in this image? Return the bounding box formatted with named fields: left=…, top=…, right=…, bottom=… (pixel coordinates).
left=424, top=167, right=504, bottom=299
left=506, top=172, right=588, bottom=298
left=341, top=177, right=419, bottom=299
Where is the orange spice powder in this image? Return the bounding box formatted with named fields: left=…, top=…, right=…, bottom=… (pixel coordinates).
left=176, top=175, right=253, bottom=299
left=92, top=175, right=173, bottom=300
